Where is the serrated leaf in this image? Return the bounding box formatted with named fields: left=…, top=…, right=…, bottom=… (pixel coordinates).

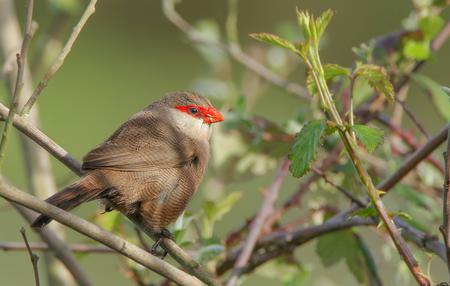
left=350, top=206, right=377, bottom=218
left=352, top=124, right=384, bottom=152
left=288, top=120, right=326, bottom=177
left=419, top=15, right=444, bottom=39
left=250, top=33, right=298, bottom=53
left=307, top=64, right=351, bottom=95
left=354, top=64, right=394, bottom=101
left=403, top=40, right=430, bottom=60
left=316, top=9, right=334, bottom=38
left=411, top=74, right=450, bottom=120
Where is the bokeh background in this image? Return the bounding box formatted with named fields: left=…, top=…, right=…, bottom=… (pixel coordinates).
left=1, top=0, right=449, bottom=285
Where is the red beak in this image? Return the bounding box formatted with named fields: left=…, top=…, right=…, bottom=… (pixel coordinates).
left=204, top=107, right=224, bottom=124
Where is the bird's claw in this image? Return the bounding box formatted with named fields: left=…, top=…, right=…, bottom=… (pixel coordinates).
left=150, top=228, right=174, bottom=259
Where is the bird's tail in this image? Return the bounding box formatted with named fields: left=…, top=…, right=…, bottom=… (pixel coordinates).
left=31, top=172, right=106, bottom=228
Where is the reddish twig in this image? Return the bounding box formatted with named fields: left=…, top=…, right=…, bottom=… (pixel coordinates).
left=226, top=158, right=290, bottom=286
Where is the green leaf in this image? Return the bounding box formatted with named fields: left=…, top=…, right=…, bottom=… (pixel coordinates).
left=317, top=230, right=369, bottom=284
left=203, top=191, right=242, bottom=223
left=307, top=64, right=351, bottom=95
left=196, top=244, right=224, bottom=263
left=354, top=64, right=394, bottom=101
left=403, top=40, right=430, bottom=60
left=419, top=15, right=444, bottom=39
left=250, top=33, right=298, bottom=53
left=316, top=9, right=334, bottom=38
left=411, top=74, right=450, bottom=120
left=352, top=124, right=384, bottom=152
left=288, top=120, right=326, bottom=177
left=350, top=206, right=377, bottom=218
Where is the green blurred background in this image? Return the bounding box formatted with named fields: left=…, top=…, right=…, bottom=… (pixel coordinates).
left=1, top=0, right=449, bottom=285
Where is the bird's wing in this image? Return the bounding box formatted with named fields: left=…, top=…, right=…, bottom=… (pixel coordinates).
left=82, top=111, right=196, bottom=172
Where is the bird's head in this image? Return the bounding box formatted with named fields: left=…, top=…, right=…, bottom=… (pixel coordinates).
left=157, top=91, right=224, bottom=139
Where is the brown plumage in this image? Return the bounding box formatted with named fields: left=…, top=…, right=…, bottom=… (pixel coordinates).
left=32, top=91, right=223, bottom=236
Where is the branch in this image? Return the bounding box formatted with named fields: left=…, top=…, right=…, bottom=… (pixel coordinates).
left=21, top=0, right=98, bottom=116
left=20, top=227, right=40, bottom=286
left=0, top=241, right=113, bottom=253
left=440, top=125, right=450, bottom=275
left=226, top=158, right=289, bottom=286
left=0, top=178, right=204, bottom=286
left=161, top=0, right=311, bottom=101
left=0, top=0, right=35, bottom=167
left=0, top=103, right=220, bottom=286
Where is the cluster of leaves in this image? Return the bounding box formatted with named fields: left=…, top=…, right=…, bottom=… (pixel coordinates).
left=251, top=10, right=389, bottom=179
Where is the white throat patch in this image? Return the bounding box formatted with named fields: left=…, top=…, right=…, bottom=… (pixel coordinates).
left=169, top=108, right=212, bottom=140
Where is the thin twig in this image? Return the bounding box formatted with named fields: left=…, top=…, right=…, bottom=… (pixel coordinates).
left=439, top=125, right=450, bottom=275
left=20, top=227, right=40, bottom=286
left=21, top=0, right=98, bottom=116
left=0, top=178, right=204, bottom=286
left=0, top=0, right=35, bottom=168
left=226, top=159, right=290, bottom=286
left=312, top=167, right=366, bottom=207
left=375, top=113, right=444, bottom=174
left=161, top=0, right=311, bottom=101
left=0, top=241, right=113, bottom=253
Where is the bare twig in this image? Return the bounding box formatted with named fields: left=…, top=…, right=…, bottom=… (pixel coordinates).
left=440, top=125, right=450, bottom=275
left=226, top=159, right=290, bottom=286
left=162, top=0, right=311, bottom=100
left=0, top=178, right=204, bottom=286
left=0, top=0, right=35, bottom=167
left=21, top=0, right=98, bottom=116
left=20, top=227, right=40, bottom=286
left=0, top=241, right=113, bottom=253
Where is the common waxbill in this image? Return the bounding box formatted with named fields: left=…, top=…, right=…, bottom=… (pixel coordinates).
left=32, top=91, right=224, bottom=243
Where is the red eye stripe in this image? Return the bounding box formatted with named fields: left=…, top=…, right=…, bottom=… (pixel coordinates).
left=175, top=105, right=208, bottom=118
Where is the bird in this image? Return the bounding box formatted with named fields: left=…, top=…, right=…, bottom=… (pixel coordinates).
left=31, top=91, right=224, bottom=250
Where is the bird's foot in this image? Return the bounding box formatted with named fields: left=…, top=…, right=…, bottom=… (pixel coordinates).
left=150, top=228, right=174, bottom=259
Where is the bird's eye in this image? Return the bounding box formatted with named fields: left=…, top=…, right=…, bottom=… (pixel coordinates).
left=189, top=107, right=198, bottom=114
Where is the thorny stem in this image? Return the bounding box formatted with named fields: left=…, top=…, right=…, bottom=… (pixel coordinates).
left=305, top=31, right=430, bottom=285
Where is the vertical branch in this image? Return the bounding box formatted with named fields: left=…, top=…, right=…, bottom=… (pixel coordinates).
left=20, top=227, right=40, bottom=286
left=226, top=158, right=290, bottom=286
left=21, top=0, right=98, bottom=116
left=440, top=125, right=450, bottom=275
left=0, top=0, right=35, bottom=167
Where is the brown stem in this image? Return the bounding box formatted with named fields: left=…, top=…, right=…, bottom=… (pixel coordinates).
left=226, top=159, right=290, bottom=286
left=20, top=227, right=40, bottom=286
left=0, top=241, right=113, bottom=253
left=440, top=125, right=450, bottom=276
